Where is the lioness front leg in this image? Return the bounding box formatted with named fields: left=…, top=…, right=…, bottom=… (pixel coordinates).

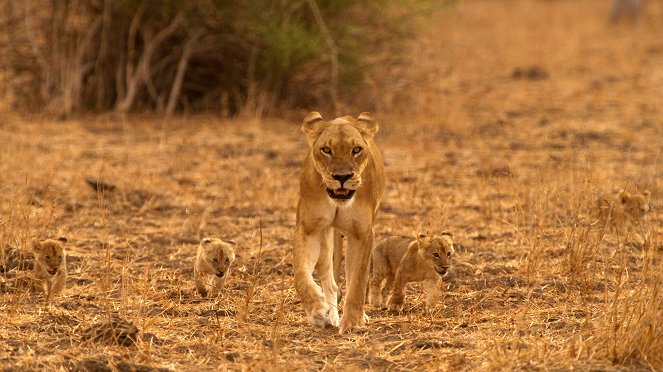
left=293, top=226, right=331, bottom=328
left=339, top=233, right=373, bottom=334
left=333, top=229, right=344, bottom=302
left=318, top=227, right=340, bottom=327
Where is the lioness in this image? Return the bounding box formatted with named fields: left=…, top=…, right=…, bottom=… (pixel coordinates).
left=368, top=233, right=454, bottom=311
left=194, top=238, right=236, bottom=297
left=597, top=189, right=651, bottom=231
left=293, top=111, right=385, bottom=334
left=32, top=237, right=67, bottom=303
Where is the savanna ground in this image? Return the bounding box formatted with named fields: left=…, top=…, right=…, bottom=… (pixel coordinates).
left=2, top=0, right=663, bottom=370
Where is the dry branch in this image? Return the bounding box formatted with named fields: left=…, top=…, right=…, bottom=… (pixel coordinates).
left=306, top=0, right=339, bottom=116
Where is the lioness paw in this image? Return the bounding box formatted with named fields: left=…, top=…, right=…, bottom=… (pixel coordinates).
left=328, top=306, right=340, bottom=328
left=307, top=301, right=331, bottom=328
left=338, top=310, right=368, bottom=334
left=387, top=297, right=404, bottom=312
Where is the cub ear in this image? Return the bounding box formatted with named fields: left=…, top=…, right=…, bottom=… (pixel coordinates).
left=31, top=238, right=42, bottom=251
left=227, top=239, right=237, bottom=245
left=301, top=112, right=324, bottom=145
left=643, top=190, right=651, bottom=200
left=56, top=236, right=68, bottom=243
left=440, top=231, right=453, bottom=238
left=355, top=112, right=379, bottom=138
left=201, top=237, right=212, bottom=245
left=620, top=191, right=632, bottom=204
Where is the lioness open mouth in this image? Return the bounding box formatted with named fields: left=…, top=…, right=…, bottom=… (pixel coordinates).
left=326, top=188, right=355, bottom=200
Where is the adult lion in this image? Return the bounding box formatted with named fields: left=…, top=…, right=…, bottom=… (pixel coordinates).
left=292, top=111, right=385, bottom=334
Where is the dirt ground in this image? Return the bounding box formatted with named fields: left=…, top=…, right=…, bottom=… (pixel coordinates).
left=2, top=0, right=663, bottom=370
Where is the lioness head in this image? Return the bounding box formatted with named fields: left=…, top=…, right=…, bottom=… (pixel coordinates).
left=620, top=190, right=651, bottom=218
left=200, top=238, right=236, bottom=278
left=416, top=232, right=454, bottom=277
left=32, top=237, right=67, bottom=276
left=301, top=112, right=378, bottom=202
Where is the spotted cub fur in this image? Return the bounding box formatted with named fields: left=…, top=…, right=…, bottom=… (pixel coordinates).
left=194, top=238, right=236, bottom=297
left=369, top=232, right=454, bottom=311
left=32, top=237, right=67, bottom=302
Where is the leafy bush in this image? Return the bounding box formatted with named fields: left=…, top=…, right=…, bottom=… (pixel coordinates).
left=0, top=0, right=408, bottom=116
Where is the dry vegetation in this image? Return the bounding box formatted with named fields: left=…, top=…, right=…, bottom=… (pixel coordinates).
left=2, top=0, right=663, bottom=370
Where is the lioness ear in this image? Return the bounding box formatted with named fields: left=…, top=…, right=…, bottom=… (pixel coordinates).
left=355, top=112, right=379, bottom=138
left=643, top=190, right=651, bottom=200
left=201, top=238, right=212, bottom=245
left=440, top=231, right=453, bottom=238
left=301, top=112, right=324, bottom=145
left=56, top=236, right=68, bottom=243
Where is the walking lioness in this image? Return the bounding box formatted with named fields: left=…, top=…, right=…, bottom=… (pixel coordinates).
left=293, top=111, right=385, bottom=334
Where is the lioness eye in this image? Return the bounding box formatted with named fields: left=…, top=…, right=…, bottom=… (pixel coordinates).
left=433, top=252, right=440, bottom=258
left=352, top=146, right=362, bottom=155
left=321, top=147, right=332, bottom=154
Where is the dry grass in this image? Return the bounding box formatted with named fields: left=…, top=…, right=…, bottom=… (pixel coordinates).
left=2, top=0, right=663, bottom=370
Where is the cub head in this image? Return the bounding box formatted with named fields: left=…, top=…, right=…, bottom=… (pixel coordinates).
left=32, top=237, right=67, bottom=275
left=301, top=112, right=378, bottom=203
left=200, top=238, right=236, bottom=278
left=416, top=232, right=454, bottom=277
left=620, top=190, right=651, bottom=218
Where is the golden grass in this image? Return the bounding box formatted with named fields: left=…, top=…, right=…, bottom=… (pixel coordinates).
left=2, top=0, right=663, bottom=370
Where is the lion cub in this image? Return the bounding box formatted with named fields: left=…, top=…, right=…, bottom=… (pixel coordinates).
left=369, top=232, right=454, bottom=311
left=31, top=237, right=67, bottom=302
left=597, top=189, right=651, bottom=231
left=194, top=238, right=236, bottom=297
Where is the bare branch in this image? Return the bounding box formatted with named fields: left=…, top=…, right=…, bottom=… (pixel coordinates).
left=116, top=12, right=184, bottom=113
left=23, top=0, right=50, bottom=91
left=306, top=0, right=339, bottom=116
left=166, top=31, right=201, bottom=116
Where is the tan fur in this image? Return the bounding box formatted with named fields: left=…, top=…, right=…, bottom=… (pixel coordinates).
left=194, top=238, right=236, bottom=298
left=597, top=189, right=651, bottom=232
left=31, top=237, right=67, bottom=303
left=293, top=111, right=385, bottom=334
left=368, top=233, right=454, bottom=311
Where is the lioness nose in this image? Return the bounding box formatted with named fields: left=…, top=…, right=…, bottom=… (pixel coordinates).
left=332, top=173, right=354, bottom=186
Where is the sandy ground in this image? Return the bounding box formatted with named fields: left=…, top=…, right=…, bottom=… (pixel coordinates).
left=1, top=0, right=663, bottom=370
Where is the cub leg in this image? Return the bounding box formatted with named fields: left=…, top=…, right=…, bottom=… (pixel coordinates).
left=387, top=268, right=407, bottom=311
left=194, top=268, right=209, bottom=298
left=368, top=249, right=388, bottom=308
left=424, top=277, right=442, bottom=309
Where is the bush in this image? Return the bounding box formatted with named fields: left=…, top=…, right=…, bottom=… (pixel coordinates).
left=0, top=0, right=410, bottom=116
